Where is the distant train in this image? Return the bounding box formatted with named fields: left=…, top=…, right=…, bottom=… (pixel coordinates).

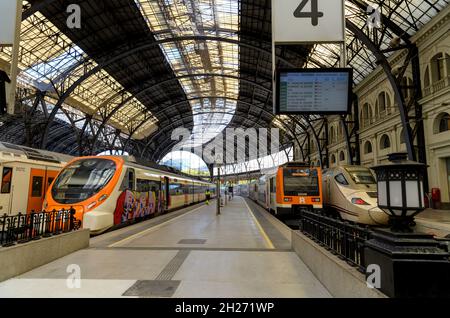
left=322, top=166, right=389, bottom=225
left=45, top=156, right=216, bottom=234
left=249, top=162, right=323, bottom=216
left=0, top=142, right=73, bottom=215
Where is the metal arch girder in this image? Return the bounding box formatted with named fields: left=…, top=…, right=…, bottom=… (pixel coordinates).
left=140, top=96, right=306, bottom=159
left=144, top=110, right=295, bottom=162
left=39, top=34, right=297, bottom=148
left=143, top=111, right=276, bottom=161
left=118, top=96, right=307, bottom=161
left=348, top=0, right=412, bottom=44
left=346, top=19, right=415, bottom=161
left=88, top=72, right=273, bottom=146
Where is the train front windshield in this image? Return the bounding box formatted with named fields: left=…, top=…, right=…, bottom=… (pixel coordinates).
left=283, top=168, right=320, bottom=196
left=51, top=158, right=116, bottom=204
left=345, top=167, right=376, bottom=185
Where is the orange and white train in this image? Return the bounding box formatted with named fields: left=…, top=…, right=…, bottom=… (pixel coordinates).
left=249, top=162, right=323, bottom=216
left=0, top=142, right=73, bottom=216
left=44, top=155, right=216, bottom=234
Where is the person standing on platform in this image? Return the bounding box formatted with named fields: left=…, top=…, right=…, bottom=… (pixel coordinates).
left=205, top=189, right=211, bottom=205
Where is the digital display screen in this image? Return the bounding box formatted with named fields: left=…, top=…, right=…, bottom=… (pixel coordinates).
left=275, top=68, right=353, bottom=115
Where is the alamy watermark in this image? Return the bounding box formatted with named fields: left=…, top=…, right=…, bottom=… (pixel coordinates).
left=366, top=264, right=381, bottom=289
left=66, top=264, right=81, bottom=289
left=367, top=4, right=382, bottom=29
left=171, top=127, right=280, bottom=165
left=66, top=4, right=81, bottom=29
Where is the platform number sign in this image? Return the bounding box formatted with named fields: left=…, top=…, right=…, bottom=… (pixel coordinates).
left=272, top=0, right=345, bottom=43
left=293, top=0, right=324, bottom=26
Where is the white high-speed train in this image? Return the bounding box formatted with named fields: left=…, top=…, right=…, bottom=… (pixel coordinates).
left=322, top=165, right=389, bottom=225
left=0, top=142, right=73, bottom=215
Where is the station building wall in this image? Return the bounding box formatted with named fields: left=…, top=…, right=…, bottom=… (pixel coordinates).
left=294, top=7, right=450, bottom=206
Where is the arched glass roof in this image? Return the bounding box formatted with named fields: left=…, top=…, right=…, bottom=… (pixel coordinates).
left=0, top=0, right=447, bottom=160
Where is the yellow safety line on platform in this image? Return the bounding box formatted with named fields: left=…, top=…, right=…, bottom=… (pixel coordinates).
left=108, top=204, right=208, bottom=248
left=243, top=198, right=275, bottom=249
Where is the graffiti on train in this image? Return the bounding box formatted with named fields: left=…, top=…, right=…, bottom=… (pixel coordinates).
left=114, top=190, right=165, bottom=225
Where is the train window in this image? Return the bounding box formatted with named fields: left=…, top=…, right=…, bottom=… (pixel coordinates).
left=52, top=158, right=116, bottom=204
left=128, top=169, right=135, bottom=190
left=334, top=174, right=349, bottom=185
left=345, top=168, right=376, bottom=184
left=47, top=177, right=54, bottom=187
left=169, top=183, right=182, bottom=195
left=270, top=178, right=276, bottom=192
left=31, top=176, right=44, bottom=197
left=136, top=179, right=150, bottom=192
left=283, top=168, right=320, bottom=196
left=1, top=167, right=13, bottom=194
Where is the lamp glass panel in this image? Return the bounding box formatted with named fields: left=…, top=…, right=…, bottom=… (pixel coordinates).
left=389, top=181, right=403, bottom=208
left=378, top=181, right=387, bottom=206
left=405, top=180, right=420, bottom=208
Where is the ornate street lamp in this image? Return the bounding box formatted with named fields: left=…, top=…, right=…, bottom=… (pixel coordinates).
left=364, top=152, right=450, bottom=298
left=372, top=152, right=427, bottom=232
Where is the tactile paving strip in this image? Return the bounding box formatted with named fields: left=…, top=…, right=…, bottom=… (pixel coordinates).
left=122, top=280, right=181, bottom=297
left=155, top=249, right=191, bottom=281
left=177, top=239, right=207, bottom=244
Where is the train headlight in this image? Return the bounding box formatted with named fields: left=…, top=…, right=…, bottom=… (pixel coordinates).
left=284, top=197, right=292, bottom=202
left=99, top=194, right=108, bottom=202
left=312, top=198, right=321, bottom=202
left=351, top=198, right=369, bottom=205
left=87, top=201, right=97, bottom=210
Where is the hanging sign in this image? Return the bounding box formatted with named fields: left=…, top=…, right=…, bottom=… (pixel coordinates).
left=0, top=0, right=20, bottom=45
left=272, top=0, right=345, bottom=43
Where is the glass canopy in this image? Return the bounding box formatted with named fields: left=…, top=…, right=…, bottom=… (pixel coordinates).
left=0, top=0, right=447, bottom=159
left=136, top=0, right=239, bottom=148
left=0, top=7, right=157, bottom=139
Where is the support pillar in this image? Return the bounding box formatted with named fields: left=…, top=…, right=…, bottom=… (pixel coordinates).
left=7, top=0, right=22, bottom=115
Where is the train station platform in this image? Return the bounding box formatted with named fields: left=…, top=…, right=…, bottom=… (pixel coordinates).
left=415, top=209, right=450, bottom=238
left=0, top=197, right=331, bottom=298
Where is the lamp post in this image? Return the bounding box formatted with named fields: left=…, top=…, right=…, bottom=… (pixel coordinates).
left=372, top=152, right=426, bottom=232
left=364, top=153, right=450, bottom=297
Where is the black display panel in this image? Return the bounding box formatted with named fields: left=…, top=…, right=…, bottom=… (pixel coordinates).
left=275, top=68, right=353, bottom=115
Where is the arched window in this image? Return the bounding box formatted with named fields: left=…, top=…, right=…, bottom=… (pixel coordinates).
left=424, top=66, right=431, bottom=88
left=434, top=113, right=450, bottom=134
left=329, top=126, right=335, bottom=143
left=378, top=92, right=390, bottom=117
left=331, top=154, right=336, bottom=164
left=431, top=53, right=446, bottom=83
left=361, top=103, right=372, bottom=127
left=364, top=141, right=373, bottom=154
left=380, top=134, right=391, bottom=150
left=338, top=121, right=344, bottom=140
left=339, top=151, right=345, bottom=162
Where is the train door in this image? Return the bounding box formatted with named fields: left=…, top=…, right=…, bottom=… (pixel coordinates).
left=45, top=170, right=58, bottom=195
left=27, top=168, right=46, bottom=213
left=164, top=176, right=170, bottom=210
left=0, top=166, right=13, bottom=215
left=184, top=182, right=189, bottom=206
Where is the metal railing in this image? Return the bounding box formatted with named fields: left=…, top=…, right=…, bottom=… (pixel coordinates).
left=0, top=209, right=81, bottom=247
left=298, top=210, right=371, bottom=272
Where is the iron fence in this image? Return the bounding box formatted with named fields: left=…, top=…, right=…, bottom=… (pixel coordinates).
left=0, top=209, right=81, bottom=247
left=298, top=210, right=371, bottom=272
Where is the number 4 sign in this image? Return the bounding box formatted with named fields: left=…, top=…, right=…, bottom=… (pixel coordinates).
left=272, top=0, right=345, bottom=43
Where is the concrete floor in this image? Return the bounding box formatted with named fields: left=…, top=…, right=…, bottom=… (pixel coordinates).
left=415, top=209, right=450, bottom=237
left=0, top=197, right=332, bottom=298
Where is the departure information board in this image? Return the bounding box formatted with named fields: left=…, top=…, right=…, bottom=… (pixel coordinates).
left=275, top=68, right=353, bottom=115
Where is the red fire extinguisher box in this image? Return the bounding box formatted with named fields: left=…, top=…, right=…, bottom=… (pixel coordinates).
left=431, top=188, right=441, bottom=209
